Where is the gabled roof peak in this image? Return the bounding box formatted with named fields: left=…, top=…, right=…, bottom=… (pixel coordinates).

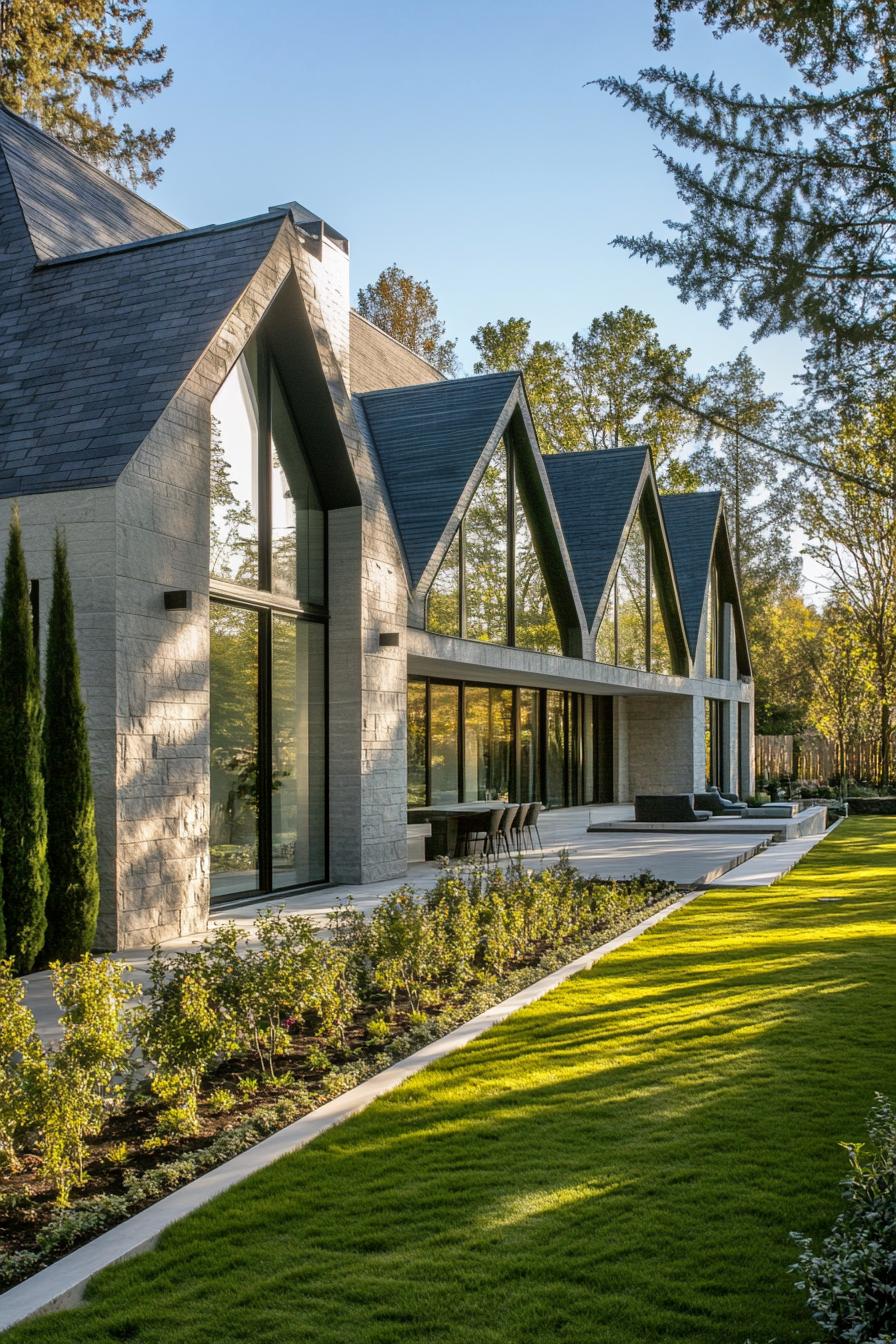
left=0, top=99, right=182, bottom=262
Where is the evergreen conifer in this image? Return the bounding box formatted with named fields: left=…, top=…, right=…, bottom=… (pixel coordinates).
left=42, top=532, right=100, bottom=962
left=0, top=506, right=48, bottom=972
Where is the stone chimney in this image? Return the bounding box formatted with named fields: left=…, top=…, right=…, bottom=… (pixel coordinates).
left=269, top=202, right=351, bottom=389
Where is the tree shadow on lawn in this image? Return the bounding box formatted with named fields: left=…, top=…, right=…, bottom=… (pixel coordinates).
left=12, top=864, right=896, bottom=1344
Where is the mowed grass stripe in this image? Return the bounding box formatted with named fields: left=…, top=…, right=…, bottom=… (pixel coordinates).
left=10, top=817, right=896, bottom=1344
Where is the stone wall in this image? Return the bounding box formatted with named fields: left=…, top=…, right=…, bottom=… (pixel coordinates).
left=8, top=489, right=119, bottom=947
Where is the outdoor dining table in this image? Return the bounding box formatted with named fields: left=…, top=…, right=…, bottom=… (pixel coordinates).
left=407, top=802, right=506, bottom=859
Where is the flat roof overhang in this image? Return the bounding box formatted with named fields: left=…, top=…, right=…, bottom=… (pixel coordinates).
left=405, top=628, right=752, bottom=702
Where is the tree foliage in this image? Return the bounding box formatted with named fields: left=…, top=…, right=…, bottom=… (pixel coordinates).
left=599, top=1, right=896, bottom=399
left=808, top=595, right=876, bottom=779
left=802, top=396, right=896, bottom=784
left=0, top=506, right=48, bottom=974
left=356, top=265, right=459, bottom=375
left=687, top=350, right=799, bottom=621
left=42, top=532, right=100, bottom=964
left=472, top=307, right=700, bottom=487
left=0, top=0, right=174, bottom=187
left=750, top=586, right=820, bottom=735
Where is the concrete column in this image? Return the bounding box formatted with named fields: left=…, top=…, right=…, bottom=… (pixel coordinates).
left=626, top=693, right=706, bottom=797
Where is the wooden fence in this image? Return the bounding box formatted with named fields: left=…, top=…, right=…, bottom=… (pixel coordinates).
left=756, top=732, right=885, bottom=784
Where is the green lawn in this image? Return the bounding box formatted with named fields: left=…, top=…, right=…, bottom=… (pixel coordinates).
left=11, top=818, right=896, bottom=1344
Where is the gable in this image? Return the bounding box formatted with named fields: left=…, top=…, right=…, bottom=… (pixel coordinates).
left=0, top=214, right=287, bottom=497
left=543, top=447, right=649, bottom=627
left=358, top=373, right=519, bottom=588
left=0, top=101, right=182, bottom=261
left=660, top=493, right=722, bottom=656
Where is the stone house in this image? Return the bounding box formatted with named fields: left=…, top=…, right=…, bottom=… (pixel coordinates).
left=0, top=103, right=753, bottom=950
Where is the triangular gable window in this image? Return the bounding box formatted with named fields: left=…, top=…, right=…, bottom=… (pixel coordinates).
left=425, top=439, right=561, bottom=653
left=594, top=498, right=679, bottom=674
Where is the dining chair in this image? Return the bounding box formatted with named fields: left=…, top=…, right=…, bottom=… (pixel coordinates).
left=524, top=801, right=544, bottom=857
left=497, top=804, right=520, bottom=861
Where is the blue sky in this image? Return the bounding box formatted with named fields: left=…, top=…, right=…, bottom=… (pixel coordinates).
left=144, top=0, right=805, bottom=395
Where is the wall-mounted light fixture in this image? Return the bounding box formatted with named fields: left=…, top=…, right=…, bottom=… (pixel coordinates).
left=163, top=590, right=193, bottom=611
left=378, top=631, right=400, bottom=647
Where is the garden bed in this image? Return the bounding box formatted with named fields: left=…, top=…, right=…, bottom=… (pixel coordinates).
left=0, top=861, right=678, bottom=1291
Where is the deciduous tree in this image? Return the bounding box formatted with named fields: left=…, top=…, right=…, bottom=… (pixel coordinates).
left=802, top=398, right=896, bottom=785
left=0, top=0, right=174, bottom=187
left=356, top=265, right=459, bottom=375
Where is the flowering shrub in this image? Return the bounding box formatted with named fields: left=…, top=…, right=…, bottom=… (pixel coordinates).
left=791, top=1093, right=896, bottom=1343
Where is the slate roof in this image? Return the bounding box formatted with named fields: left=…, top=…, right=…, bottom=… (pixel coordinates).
left=0, top=102, right=291, bottom=496
left=660, top=491, right=722, bottom=654
left=0, top=102, right=183, bottom=261
left=0, top=203, right=285, bottom=494
left=357, top=373, right=519, bottom=587
left=349, top=310, right=444, bottom=394
left=542, top=447, right=648, bottom=628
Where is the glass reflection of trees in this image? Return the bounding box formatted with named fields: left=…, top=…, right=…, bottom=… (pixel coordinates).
left=464, top=447, right=508, bottom=644
left=209, top=334, right=327, bottom=900
left=210, top=602, right=259, bottom=896
left=464, top=686, right=513, bottom=800
left=593, top=507, right=679, bottom=675
left=426, top=440, right=561, bottom=653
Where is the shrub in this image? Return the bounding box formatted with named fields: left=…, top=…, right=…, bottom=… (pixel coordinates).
left=138, top=950, right=238, bottom=1135
left=0, top=958, right=44, bottom=1168
left=42, top=531, right=101, bottom=964
left=791, top=1093, right=896, bottom=1343
left=0, top=505, right=48, bottom=972
left=40, top=955, right=134, bottom=1204
left=368, top=887, right=440, bottom=1012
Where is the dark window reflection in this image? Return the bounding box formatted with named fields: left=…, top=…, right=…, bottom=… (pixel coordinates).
left=272, top=617, right=326, bottom=888
left=210, top=602, right=259, bottom=898
left=546, top=690, right=566, bottom=808
left=407, top=679, right=427, bottom=805
left=518, top=689, right=541, bottom=803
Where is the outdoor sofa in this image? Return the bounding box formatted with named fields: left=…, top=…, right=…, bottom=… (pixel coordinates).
left=634, top=794, right=713, bottom=823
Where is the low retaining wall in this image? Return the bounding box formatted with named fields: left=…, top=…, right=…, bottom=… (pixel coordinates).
left=845, top=797, right=896, bottom=816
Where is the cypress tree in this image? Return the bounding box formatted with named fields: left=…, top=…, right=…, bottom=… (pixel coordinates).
left=42, top=531, right=100, bottom=963
left=0, top=506, right=48, bottom=972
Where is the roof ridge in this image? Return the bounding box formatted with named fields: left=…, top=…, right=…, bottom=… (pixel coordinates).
left=358, top=369, right=519, bottom=399
left=0, top=98, right=184, bottom=234
left=543, top=445, right=649, bottom=463
left=35, top=210, right=288, bottom=269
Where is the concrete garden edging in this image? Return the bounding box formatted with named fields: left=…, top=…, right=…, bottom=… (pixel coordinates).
left=0, top=887, right=704, bottom=1333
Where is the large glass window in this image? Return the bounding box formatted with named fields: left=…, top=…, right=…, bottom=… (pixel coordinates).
left=430, top=683, right=460, bottom=803
left=546, top=690, right=567, bottom=808
left=515, top=488, right=561, bottom=653
left=210, top=603, right=259, bottom=899
left=425, top=439, right=561, bottom=653
left=650, top=552, right=674, bottom=676
left=518, top=689, right=541, bottom=803
left=616, top=513, right=648, bottom=671
left=464, top=686, right=513, bottom=800
left=706, top=563, right=720, bottom=676
left=426, top=529, right=461, bottom=636
left=271, top=369, right=325, bottom=605
left=594, top=584, right=616, bottom=665
left=407, top=680, right=427, bottom=806
left=271, top=617, right=326, bottom=889
left=465, top=445, right=509, bottom=644
left=209, top=336, right=328, bottom=901
left=210, top=344, right=261, bottom=587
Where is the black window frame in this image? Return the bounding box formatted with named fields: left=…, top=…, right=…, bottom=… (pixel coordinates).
left=209, top=332, right=329, bottom=907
